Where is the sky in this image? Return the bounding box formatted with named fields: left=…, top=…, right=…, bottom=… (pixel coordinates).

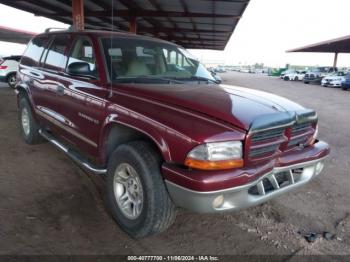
left=1, top=0, right=350, bottom=67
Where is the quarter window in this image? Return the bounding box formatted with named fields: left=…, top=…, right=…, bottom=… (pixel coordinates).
left=21, top=36, right=50, bottom=67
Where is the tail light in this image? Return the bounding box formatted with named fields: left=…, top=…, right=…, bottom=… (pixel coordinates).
left=0, top=65, right=8, bottom=70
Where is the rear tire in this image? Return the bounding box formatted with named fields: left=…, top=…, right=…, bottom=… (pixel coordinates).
left=19, top=96, right=44, bottom=144
left=106, top=141, right=176, bottom=238
left=7, top=73, right=16, bottom=89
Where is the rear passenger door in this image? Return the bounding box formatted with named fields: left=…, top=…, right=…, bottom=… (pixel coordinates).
left=19, top=35, right=50, bottom=111
left=35, top=34, right=71, bottom=132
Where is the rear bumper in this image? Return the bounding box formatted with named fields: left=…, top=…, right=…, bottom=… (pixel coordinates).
left=0, top=75, right=6, bottom=82
left=163, top=140, right=330, bottom=213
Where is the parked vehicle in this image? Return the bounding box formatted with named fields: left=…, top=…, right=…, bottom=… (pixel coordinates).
left=254, top=68, right=267, bottom=74
left=283, top=70, right=306, bottom=81
left=240, top=68, right=249, bottom=73
left=16, top=30, right=330, bottom=238
left=280, top=69, right=295, bottom=79
left=214, top=67, right=226, bottom=73
left=321, top=71, right=346, bottom=87
left=0, top=55, right=21, bottom=88
left=341, top=73, right=350, bottom=90
left=304, top=67, right=337, bottom=84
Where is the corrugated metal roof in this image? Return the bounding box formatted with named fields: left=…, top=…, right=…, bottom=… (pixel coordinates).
left=0, top=0, right=250, bottom=50
left=287, top=35, right=350, bottom=53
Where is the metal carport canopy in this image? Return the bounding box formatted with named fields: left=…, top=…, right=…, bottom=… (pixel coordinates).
left=0, top=0, right=250, bottom=50
left=287, top=35, right=350, bottom=67
left=0, top=25, right=36, bottom=44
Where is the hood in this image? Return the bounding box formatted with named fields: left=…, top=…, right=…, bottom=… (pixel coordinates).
left=113, top=83, right=306, bottom=131
left=324, top=75, right=344, bottom=80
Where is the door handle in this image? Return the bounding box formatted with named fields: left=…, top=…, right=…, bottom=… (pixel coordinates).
left=56, top=85, right=65, bottom=95
left=29, top=71, right=40, bottom=77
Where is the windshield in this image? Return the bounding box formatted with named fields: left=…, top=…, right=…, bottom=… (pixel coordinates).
left=100, top=37, right=215, bottom=83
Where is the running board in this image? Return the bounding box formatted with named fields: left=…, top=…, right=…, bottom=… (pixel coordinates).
left=39, top=129, right=107, bottom=175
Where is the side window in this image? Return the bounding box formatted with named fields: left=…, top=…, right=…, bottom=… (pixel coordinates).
left=162, top=48, right=193, bottom=76
left=169, top=51, right=177, bottom=64
left=67, top=37, right=99, bottom=78
left=21, top=36, right=49, bottom=67
left=43, top=35, right=70, bottom=71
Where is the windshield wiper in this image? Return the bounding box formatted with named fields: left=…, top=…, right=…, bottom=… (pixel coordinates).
left=114, top=75, right=184, bottom=84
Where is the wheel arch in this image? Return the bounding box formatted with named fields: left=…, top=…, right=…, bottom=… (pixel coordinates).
left=6, top=71, right=16, bottom=80
left=16, top=84, right=31, bottom=104
left=16, top=83, right=38, bottom=119
left=99, top=120, right=171, bottom=166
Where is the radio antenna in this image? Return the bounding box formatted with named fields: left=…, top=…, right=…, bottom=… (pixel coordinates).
left=109, top=0, right=114, bottom=98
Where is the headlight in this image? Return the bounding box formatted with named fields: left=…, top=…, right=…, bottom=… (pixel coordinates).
left=185, top=141, right=243, bottom=170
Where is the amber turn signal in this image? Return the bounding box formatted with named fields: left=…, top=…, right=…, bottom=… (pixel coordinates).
left=184, top=158, right=244, bottom=170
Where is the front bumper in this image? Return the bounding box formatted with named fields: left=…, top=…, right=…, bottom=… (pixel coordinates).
left=322, top=80, right=342, bottom=87
left=342, top=82, right=350, bottom=89
left=304, top=78, right=322, bottom=84
left=164, top=141, right=329, bottom=213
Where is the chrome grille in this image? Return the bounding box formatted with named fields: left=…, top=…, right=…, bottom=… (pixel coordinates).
left=249, top=145, right=280, bottom=157
left=291, top=123, right=311, bottom=135
left=247, top=123, right=315, bottom=161
left=251, top=128, right=285, bottom=142
left=288, top=123, right=314, bottom=148
left=249, top=128, right=285, bottom=159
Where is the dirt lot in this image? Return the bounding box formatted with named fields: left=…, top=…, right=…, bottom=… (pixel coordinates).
left=0, top=72, right=349, bottom=257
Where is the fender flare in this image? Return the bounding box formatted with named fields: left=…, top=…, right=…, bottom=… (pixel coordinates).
left=98, top=116, right=171, bottom=165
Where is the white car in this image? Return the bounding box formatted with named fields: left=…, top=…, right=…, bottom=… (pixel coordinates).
left=280, top=69, right=295, bottom=79
left=283, top=71, right=306, bottom=81
left=321, top=72, right=346, bottom=87
left=0, top=55, right=21, bottom=88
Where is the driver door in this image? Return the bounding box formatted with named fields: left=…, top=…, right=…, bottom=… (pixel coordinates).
left=55, top=35, right=107, bottom=156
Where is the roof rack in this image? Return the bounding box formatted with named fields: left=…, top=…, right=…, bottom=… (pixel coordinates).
left=44, top=27, right=70, bottom=33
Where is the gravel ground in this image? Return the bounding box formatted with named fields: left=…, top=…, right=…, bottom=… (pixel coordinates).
left=0, top=72, right=349, bottom=258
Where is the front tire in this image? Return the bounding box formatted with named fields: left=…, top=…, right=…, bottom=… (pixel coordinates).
left=106, top=141, right=176, bottom=238
left=7, top=73, right=16, bottom=88
left=19, top=97, right=44, bottom=144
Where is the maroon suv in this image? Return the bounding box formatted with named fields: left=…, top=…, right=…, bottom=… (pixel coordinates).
left=16, top=30, right=330, bottom=238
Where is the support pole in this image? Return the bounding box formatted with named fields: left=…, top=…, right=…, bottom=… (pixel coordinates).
left=333, top=52, right=338, bottom=68
left=129, top=17, right=137, bottom=34
left=72, top=0, right=84, bottom=31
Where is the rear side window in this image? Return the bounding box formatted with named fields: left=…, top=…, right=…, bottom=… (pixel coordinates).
left=21, top=36, right=49, bottom=67
left=43, top=35, right=70, bottom=71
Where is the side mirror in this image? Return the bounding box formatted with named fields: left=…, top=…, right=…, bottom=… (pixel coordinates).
left=213, top=74, right=222, bottom=84
left=67, top=62, right=96, bottom=79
